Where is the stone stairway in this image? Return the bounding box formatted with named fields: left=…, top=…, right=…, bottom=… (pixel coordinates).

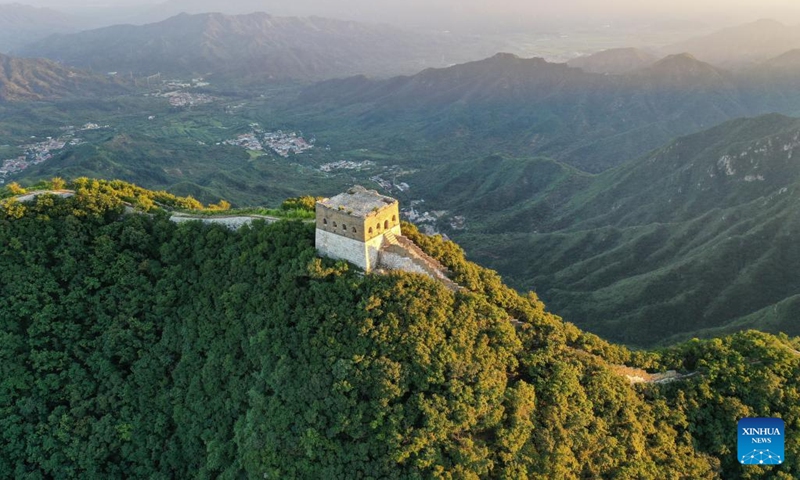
left=380, top=232, right=459, bottom=290
left=383, top=232, right=448, bottom=270
left=381, top=231, right=401, bottom=248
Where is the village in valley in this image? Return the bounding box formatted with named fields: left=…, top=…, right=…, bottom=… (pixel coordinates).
left=223, top=123, right=314, bottom=158
left=0, top=87, right=463, bottom=234
left=319, top=160, right=375, bottom=172
left=145, top=78, right=218, bottom=107
left=159, top=91, right=217, bottom=108
left=0, top=123, right=107, bottom=184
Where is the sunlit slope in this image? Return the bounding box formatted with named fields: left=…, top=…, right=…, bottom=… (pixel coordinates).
left=0, top=53, right=125, bottom=102
left=0, top=182, right=798, bottom=478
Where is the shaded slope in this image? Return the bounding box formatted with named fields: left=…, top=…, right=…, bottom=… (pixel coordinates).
left=762, top=48, right=800, bottom=70
left=296, top=53, right=759, bottom=172
left=738, top=49, right=800, bottom=90
left=456, top=115, right=800, bottom=345
left=633, top=53, right=732, bottom=87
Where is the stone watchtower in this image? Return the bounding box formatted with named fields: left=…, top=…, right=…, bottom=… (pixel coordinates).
left=315, top=186, right=401, bottom=272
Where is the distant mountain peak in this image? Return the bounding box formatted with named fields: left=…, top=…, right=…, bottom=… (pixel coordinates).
left=434, top=53, right=569, bottom=76
left=0, top=2, right=77, bottom=52
left=568, top=47, right=657, bottom=74
left=747, top=18, right=785, bottom=27
left=15, top=10, right=488, bottom=82
left=644, top=53, right=725, bottom=82
left=761, top=48, right=800, bottom=69
left=490, top=52, right=522, bottom=61
left=475, top=53, right=554, bottom=70
left=662, top=18, right=800, bottom=69
left=658, top=52, right=699, bottom=62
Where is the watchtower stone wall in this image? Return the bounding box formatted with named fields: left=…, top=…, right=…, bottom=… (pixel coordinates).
left=315, top=186, right=401, bottom=271
left=315, top=186, right=455, bottom=289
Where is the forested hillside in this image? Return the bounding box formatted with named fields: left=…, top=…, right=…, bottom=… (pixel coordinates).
left=451, top=115, right=800, bottom=346
left=1, top=182, right=798, bottom=478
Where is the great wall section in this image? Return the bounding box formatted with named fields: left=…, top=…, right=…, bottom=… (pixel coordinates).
left=4, top=187, right=720, bottom=385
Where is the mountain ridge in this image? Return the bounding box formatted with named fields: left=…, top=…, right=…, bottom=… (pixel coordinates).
left=567, top=47, right=658, bottom=74
left=0, top=52, right=127, bottom=101
left=759, top=48, right=800, bottom=71
left=0, top=3, right=77, bottom=53
left=293, top=52, right=764, bottom=172
left=662, top=18, right=800, bottom=68
left=15, top=11, right=502, bottom=82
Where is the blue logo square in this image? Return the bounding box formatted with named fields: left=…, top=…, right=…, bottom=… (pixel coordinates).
left=738, top=417, right=784, bottom=465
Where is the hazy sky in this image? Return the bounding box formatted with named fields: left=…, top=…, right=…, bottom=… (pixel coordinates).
left=17, top=0, right=800, bottom=31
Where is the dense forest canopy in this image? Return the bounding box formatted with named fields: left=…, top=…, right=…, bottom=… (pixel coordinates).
left=0, top=183, right=798, bottom=478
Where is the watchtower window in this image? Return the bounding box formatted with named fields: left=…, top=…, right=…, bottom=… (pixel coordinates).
left=323, top=218, right=328, bottom=225
left=376, top=223, right=381, bottom=230
left=392, top=215, right=396, bottom=222
left=384, top=220, right=389, bottom=229
left=333, top=222, right=337, bottom=228
left=368, top=227, right=373, bottom=234
left=342, top=224, right=347, bottom=230
left=352, top=227, right=357, bottom=233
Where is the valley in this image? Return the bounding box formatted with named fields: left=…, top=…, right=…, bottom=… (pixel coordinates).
left=4, top=10, right=800, bottom=350
left=6, top=52, right=800, bottom=347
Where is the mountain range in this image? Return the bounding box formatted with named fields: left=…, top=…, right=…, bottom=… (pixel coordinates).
left=15, top=11, right=502, bottom=82
left=0, top=3, right=77, bottom=53
left=16, top=12, right=800, bottom=86
left=292, top=51, right=800, bottom=173
left=4, top=9, right=800, bottom=478
left=566, top=19, right=800, bottom=73
left=663, top=18, right=800, bottom=69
